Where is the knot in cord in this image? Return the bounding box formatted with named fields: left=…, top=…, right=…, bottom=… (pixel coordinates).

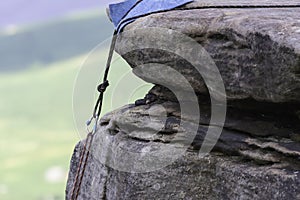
left=97, top=80, right=109, bottom=93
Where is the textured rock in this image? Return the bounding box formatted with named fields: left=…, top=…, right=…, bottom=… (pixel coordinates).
left=115, top=0, right=300, bottom=102
left=66, top=143, right=300, bottom=200
left=66, top=96, right=300, bottom=200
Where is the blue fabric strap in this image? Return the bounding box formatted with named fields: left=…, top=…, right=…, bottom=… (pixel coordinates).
left=108, top=0, right=138, bottom=28
left=108, top=0, right=193, bottom=32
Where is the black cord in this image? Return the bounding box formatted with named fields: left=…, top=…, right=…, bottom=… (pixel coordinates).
left=93, top=0, right=145, bottom=120
left=92, top=30, right=117, bottom=119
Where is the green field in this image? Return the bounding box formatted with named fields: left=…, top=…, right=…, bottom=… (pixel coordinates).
left=0, top=11, right=152, bottom=200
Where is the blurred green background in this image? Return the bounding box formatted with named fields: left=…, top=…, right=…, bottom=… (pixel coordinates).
left=0, top=1, right=151, bottom=199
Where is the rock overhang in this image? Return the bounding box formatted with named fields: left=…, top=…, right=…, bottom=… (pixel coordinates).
left=115, top=0, right=300, bottom=103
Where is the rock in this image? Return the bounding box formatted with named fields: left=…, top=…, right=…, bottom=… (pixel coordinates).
left=66, top=97, right=300, bottom=200
left=66, top=1, right=300, bottom=199
left=115, top=0, right=300, bottom=103
left=66, top=144, right=300, bottom=200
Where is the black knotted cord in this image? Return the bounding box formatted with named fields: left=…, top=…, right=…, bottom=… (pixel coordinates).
left=91, top=30, right=118, bottom=131
left=70, top=31, right=117, bottom=200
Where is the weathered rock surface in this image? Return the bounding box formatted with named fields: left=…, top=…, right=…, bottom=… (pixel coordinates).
left=115, top=0, right=300, bottom=103
left=66, top=1, right=300, bottom=199
left=67, top=144, right=300, bottom=200
left=66, top=91, right=300, bottom=199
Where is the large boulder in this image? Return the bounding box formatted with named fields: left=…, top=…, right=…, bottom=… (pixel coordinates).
left=115, top=0, right=300, bottom=102
left=66, top=1, right=300, bottom=199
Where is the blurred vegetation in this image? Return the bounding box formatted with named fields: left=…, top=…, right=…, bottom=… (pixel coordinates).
left=0, top=57, right=80, bottom=200
left=0, top=10, right=113, bottom=71
left=0, top=10, right=151, bottom=200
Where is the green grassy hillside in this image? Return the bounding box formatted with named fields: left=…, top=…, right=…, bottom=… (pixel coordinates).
left=0, top=56, right=80, bottom=200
